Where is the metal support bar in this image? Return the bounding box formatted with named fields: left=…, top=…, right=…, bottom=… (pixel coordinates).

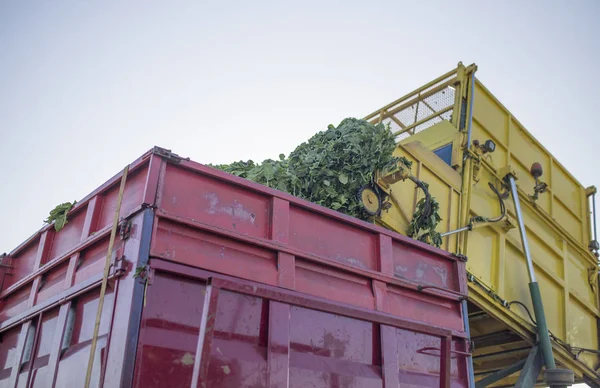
left=461, top=300, right=476, bottom=388
left=471, top=330, right=523, bottom=348
left=441, top=225, right=471, bottom=237
left=593, top=190, right=598, bottom=244
left=515, top=346, right=544, bottom=387
left=591, top=189, right=598, bottom=254
left=507, top=175, right=556, bottom=372
left=475, top=359, right=526, bottom=388
left=507, top=175, right=537, bottom=283
left=584, top=375, right=600, bottom=388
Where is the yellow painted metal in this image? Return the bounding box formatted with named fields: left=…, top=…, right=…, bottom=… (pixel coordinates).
left=364, top=63, right=599, bottom=385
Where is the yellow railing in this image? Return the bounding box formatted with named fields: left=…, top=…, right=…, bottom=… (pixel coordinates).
left=363, top=63, right=474, bottom=141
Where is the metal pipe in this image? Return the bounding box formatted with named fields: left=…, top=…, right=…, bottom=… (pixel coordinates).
left=461, top=299, right=476, bottom=388
left=463, top=71, right=476, bottom=163
left=441, top=225, right=471, bottom=237
left=592, top=190, right=598, bottom=251
left=507, top=175, right=557, bottom=372
left=508, top=175, right=536, bottom=283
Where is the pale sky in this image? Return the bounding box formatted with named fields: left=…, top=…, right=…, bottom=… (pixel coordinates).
left=0, top=2, right=598, bottom=385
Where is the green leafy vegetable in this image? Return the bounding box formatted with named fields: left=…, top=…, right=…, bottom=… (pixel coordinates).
left=211, top=118, right=400, bottom=221
left=211, top=117, right=443, bottom=247
left=407, top=196, right=442, bottom=247
left=44, top=201, right=77, bottom=231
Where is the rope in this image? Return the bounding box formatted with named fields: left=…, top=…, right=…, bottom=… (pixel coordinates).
left=84, top=165, right=129, bottom=388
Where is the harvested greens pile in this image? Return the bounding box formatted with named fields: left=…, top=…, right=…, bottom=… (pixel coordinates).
left=213, top=118, right=398, bottom=220
left=213, top=117, right=443, bottom=247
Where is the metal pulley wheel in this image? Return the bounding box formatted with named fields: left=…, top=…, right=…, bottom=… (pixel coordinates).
left=358, top=184, right=382, bottom=216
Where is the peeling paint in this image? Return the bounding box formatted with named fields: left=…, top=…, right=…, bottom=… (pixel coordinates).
left=176, top=352, right=195, bottom=366
left=203, top=193, right=256, bottom=225
left=412, top=262, right=448, bottom=286
left=416, top=262, right=426, bottom=279
left=336, top=254, right=366, bottom=269
left=432, top=266, right=448, bottom=286
left=221, top=365, right=231, bottom=375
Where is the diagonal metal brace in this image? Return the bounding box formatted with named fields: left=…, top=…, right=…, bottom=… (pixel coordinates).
left=515, top=346, right=544, bottom=388
left=475, top=346, right=543, bottom=388
left=475, top=358, right=527, bottom=388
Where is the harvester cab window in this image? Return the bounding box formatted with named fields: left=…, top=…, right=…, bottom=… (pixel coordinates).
left=433, top=143, right=453, bottom=166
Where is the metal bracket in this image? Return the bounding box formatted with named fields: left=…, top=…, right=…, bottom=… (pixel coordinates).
left=502, top=214, right=517, bottom=232
left=0, top=253, right=12, bottom=269
left=474, top=346, right=547, bottom=388
left=119, top=220, right=132, bottom=240
left=452, top=252, right=468, bottom=262
left=152, top=146, right=190, bottom=164
left=113, top=255, right=129, bottom=277
left=498, top=165, right=517, bottom=182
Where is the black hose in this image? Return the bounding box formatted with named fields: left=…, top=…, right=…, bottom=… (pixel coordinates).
left=507, top=300, right=585, bottom=355
left=484, top=182, right=507, bottom=223
left=507, top=301, right=537, bottom=325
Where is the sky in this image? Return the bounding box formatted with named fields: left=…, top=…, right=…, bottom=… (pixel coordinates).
left=0, top=1, right=598, bottom=385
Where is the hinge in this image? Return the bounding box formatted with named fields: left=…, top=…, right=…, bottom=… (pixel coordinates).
left=119, top=220, right=132, bottom=240
left=152, top=146, right=190, bottom=164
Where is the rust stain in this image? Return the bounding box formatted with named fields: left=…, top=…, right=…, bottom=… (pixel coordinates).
left=322, top=331, right=348, bottom=358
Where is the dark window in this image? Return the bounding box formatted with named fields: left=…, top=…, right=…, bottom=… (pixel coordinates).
left=433, top=143, right=453, bottom=166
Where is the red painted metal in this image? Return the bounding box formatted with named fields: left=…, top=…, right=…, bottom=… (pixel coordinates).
left=0, top=146, right=472, bottom=387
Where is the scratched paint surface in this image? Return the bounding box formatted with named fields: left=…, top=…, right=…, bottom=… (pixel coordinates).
left=392, top=241, right=458, bottom=291
left=159, top=164, right=270, bottom=239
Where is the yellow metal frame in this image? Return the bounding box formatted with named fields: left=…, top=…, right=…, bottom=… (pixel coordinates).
left=363, top=62, right=600, bottom=386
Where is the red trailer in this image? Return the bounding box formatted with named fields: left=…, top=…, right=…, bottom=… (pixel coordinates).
left=0, top=147, right=473, bottom=388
